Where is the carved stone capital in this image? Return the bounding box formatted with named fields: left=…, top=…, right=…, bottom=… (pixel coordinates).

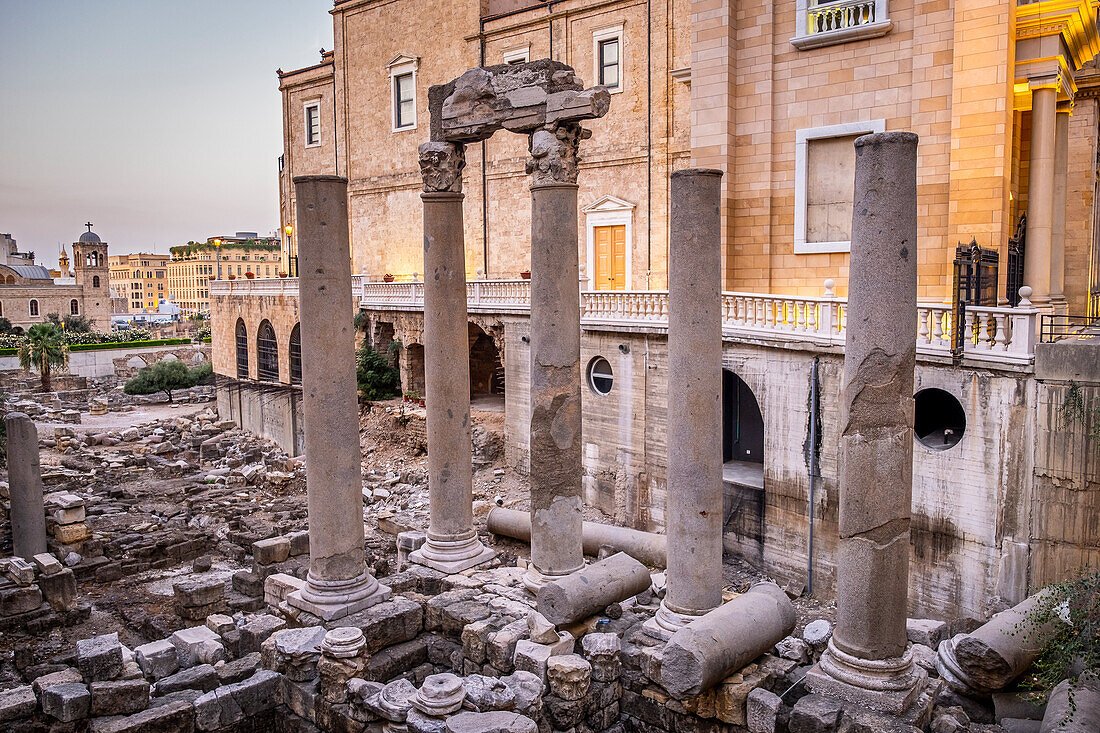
left=526, top=123, right=590, bottom=186
left=419, top=141, right=465, bottom=193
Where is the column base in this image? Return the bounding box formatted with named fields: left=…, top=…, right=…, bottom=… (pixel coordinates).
left=641, top=600, right=707, bottom=641
left=287, top=569, right=392, bottom=621
left=804, top=639, right=927, bottom=715
left=409, top=534, right=496, bottom=574
left=522, top=562, right=583, bottom=595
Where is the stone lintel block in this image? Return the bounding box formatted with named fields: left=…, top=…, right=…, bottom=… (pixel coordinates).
left=252, top=536, right=291, bottom=566
left=89, top=678, right=151, bottom=716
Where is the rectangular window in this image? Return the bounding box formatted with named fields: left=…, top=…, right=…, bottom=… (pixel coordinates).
left=598, top=38, right=620, bottom=89
left=305, top=102, right=321, bottom=147
left=394, top=72, right=415, bottom=130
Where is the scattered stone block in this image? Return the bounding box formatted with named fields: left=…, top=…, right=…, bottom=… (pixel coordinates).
left=273, top=626, right=328, bottom=681
left=527, top=610, right=558, bottom=644
left=789, top=694, right=843, bottom=733
left=39, top=567, right=78, bottom=611
left=513, top=640, right=551, bottom=682
left=32, top=552, right=63, bottom=575
left=41, top=682, right=91, bottom=722
left=775, top=636, right=812, bottom=664
left=333, top=596, right=423, bottom=653
left=77, top=633, right=125, bottom=682
left=365, top=637, right=429, bottom=682
left=906, top=618, right=949, bottom=649
left=90, top=678, right=151, bottom=716
left=463, top=674, right=516, bottom=712
left=217, top=652, right=262, bottom=685
left=90, top=697, right=195, bottom=733
left=446, top=710, right=538, bottom=733
left=0, top=584, right=43, bottom=615
left=487, top=619, right=528, bottom=673
left=154, top=664, right=219, bottom=695
left=288, top=530, right=310, bottom=556
left=252, top=536, right=290, bottom=565
left=32, top=667, right=84, bottom=695
left=173, top=578, right=225, bottom=608
left=135, top=639, right=179, bottom=681
left=0, top=685, right=37, bottom=721
left=206, top=613, right=235, bottom=636
left=747, top=687, right=782, bottom=733
left=3, top=557, right=36, bottom=585
left=54, top=523, right=90, bottom=544
left=170, top=625, right=222, bottom=667
left=262, top=573, right=303, bottom=606
left=233, top=570, right=264, bottom=597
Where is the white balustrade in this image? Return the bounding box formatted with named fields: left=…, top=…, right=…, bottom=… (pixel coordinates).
left=808, top=0, right=879, bottom=35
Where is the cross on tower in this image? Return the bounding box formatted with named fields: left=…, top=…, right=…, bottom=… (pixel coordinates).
left=85, top=222, right=94, bottom=232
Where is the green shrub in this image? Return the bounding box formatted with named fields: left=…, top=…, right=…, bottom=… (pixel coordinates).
left=0, top=317, right=12, bottom=335
left=124, top=359, right=208, bottom=403
left=356, top=344, right=400, bottom=401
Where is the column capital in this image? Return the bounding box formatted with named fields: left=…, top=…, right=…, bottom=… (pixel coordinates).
left=526, top=123, right=590, bottom=187
left=418, top=141, right=466, bottom=193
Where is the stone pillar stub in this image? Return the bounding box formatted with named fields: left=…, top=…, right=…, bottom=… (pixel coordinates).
left=411, top=141, right=494, bottom=574
left=5, top=412, right=48, bottom=560
left=524, top=123, right=586, bottom=592
left=646, top=168, right=724, bottom=640
left=1024, top=87, right=1057, bottom=308
left=288, top=175, right=390, bottom=620
left=806, top=132, right=927, bottom=715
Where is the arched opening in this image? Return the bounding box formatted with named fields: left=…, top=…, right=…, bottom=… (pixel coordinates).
left=29, top=299, right=38, bottom=316
left=914, top=387, right=966, bottom=450
left=256, top=320, right=279, bottom=382
left=92, top=275, right=101, bottom=288
left=70, top=299, right=79, bottom=315
left=469, top=323, right=504, bottom=410
left=371, top=321, right=397, bottom=367
left=403, top=343, right=426, bottom=396
left=721, top=368, right=765, bottom=562
left=235, top=318, right=248, bottom=379
left=289, top=323, right=302, bottom=385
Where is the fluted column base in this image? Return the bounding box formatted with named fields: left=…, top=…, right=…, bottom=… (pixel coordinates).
left=804, top=639, right=928, bottom=715
left=410, top=532, right=495, bottom=574
left=287, top=569, right=392, bottom=621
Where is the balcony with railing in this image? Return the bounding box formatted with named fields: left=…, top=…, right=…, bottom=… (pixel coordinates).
left=790, top=0, right=893, bottom=50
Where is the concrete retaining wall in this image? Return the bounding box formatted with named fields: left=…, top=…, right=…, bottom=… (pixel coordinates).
left=0, top=343, right=210, bottom=379
left=216, top=379, right=304, bottom=456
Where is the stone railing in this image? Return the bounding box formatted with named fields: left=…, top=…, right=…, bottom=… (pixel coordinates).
left=791, top=0, right=892, bottom=50
left=209, top=277, right=299, bottom=297
left=355, top=278, right=1040, bottom=366
left=807, top=0, right=879, bottom=34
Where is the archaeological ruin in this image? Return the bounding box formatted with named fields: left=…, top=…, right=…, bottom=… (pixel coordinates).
left=3, top=56, right=1100, bottom=733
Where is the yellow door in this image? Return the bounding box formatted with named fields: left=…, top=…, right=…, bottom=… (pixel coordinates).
left=594, top=225, right=627, bottom=290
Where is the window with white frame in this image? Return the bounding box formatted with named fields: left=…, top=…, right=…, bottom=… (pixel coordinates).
left=502, top=46, right=530, bottom=65
left=389, top=55, right=419, bottom=132
left=791, top=0, right=892, bottom=51
left=794, top=120, right=885, bottom=254
left=593, top=25, right=624, bottom=92
left=304, top=101, right=321, bottom=147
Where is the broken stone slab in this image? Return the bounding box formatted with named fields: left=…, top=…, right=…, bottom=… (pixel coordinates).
left=153, top=663, right=219, bottom=696
left=547, top=654, right=591, bottom=701
left=41, top=681, right=91, bottom=722
left=446, top=710, right=538, bottom=733
left=193, top=669, right=280, bottom=731
left=77, top=632, right=125, bottom=682
left=0, top=685, right=37, bottom=721
left=536, top=552, right=652, bottom=625
left=660, top=582, right=797, bottom=698
left=170, top=625, right=223, bottom=668
left=463, top=674, right=516, bottom=712
left=135, top=639, right=179, bottom=681
left=527, top=610, right=558, bottom=644
left=90, top=678, right=151, bottom=716
left=273, top=625, right=328, bottom=682
left=907, top=618, right=949, bottom=649
left=89, top=697, right=195, bottom=733
left=936, top=589, right=1062, bottom=694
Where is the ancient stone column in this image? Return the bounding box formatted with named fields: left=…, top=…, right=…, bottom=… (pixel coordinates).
left=805, top=132, right=927, bottom=714
left=286, top=175, right=390, bottom=620
left=646, top=169, right=724, bottom=639
left=1050, top=103, right=1070, bottom=314
left=410, top=141, right=494, bottom=573
left=5, top=412, right=48, bottom=559
left=523, top=123, right=587, bottom=592
left=1024, top=86, right=1057, bottom=308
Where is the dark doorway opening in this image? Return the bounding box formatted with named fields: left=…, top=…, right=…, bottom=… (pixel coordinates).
left=723, top=370, right=764, bottom=464
left=469, top=323, right=504, bottom=411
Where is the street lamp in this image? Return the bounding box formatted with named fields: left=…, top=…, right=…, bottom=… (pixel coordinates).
left=214, top=238, right=222, bottom=280
left=284, top=225, right=296, bottom=278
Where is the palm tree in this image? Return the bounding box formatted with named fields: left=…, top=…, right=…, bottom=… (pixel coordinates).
left=18, top=323, right=69, bottom=393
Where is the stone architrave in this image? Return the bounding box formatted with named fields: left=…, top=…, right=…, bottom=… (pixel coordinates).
left=804, top=132, right=927, bottom=714
left=523, top=121, right=588, bottom=592
left=287, top=175, right=390, bottom=621
left=5, top=412, right=48, bottom=559
left=409, top=141, right=495, bottom=574
left=645, top=168, right=724, bottom=640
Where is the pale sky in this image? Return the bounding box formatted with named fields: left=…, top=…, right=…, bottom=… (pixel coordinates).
left=0, top=0, right=334, bottom=266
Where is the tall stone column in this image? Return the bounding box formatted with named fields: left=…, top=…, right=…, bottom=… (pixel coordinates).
left=523, top=123, right=587, bottom=592
left=1050, top=103, right=1070, bottom=314
left=645, top=169, right=725, bottom=640
left=5, top=412, right=48, bottom=560
left=805, top=132, right=927, bottom=714
left=410, top=142, right=495, bottom=573
left=287, top=175, right=390, bottom=621
left=1024, top=86, right=1057, bottom=308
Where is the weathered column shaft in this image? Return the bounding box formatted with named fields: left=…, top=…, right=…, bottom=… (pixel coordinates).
left=412, top=142, right=494, bottom=573
left=833, top=132, right=919, bottom=662
left=290, top=175, right=388, bottom=619
left=525, top=124, right=587, bottom=590
left=1024, top=86, right=1057, bottom=306
left=663, top=169, right=724, bottom=624
left=1050, top=105, right=1070, bottom=310
left=5, top=412, right=48, bottom=559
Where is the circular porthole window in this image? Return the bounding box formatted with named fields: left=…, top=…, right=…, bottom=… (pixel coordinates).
left=587, top=356, right=614, bottom=396
left=914, top=388, right=966, bottom=450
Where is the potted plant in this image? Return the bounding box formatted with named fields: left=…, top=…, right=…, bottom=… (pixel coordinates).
left=383, top=273, right=395, bottom=283
left=245, top=271, right=255, bottom=279
left=520, top=270, right=531, bottom=280
left=278, top=271, right=288, bottom=278
left=228, top=274, right=237, bottom=280
left=207, top=275, right=216, bottom=281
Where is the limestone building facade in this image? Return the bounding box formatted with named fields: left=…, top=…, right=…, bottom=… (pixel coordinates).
left=108, top=253, right=170, bottom=313
left=278, top=0, right=1100, bottom=312
left=0, top=227, right=111, bottom=331
left=167, top=234, right=282, bottom=313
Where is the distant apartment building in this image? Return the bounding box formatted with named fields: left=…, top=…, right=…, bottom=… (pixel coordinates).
left=108, top=253, right=169, bottom=313
left=167, top=233, right=282, bottom=313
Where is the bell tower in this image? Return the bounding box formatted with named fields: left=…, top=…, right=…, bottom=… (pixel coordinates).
left=72, top=222, right=108, bottom=292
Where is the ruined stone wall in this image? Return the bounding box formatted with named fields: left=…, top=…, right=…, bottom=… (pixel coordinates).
left=210, top=291, right=300, bottom=384
left=217, top=379, right=304, bottom=457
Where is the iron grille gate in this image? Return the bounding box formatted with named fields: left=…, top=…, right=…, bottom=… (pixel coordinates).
left=1006, top=213, right=1026, bottom=307
left=952, top=240, right=999, bottom=359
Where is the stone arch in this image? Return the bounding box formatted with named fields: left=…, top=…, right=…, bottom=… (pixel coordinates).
left=721, top=367, right=766, bottom=565
left=402, top=342, right=425, bottom=395
left=29, top=299, right=39, bottom=316
left=256, top=319, right=279, bottom=382
left=161, top=353, right=179, bottom=362
left=235, top=318, right=248, bottom=379
left=92, top=275, right=101, bottom=288
left=468, top=322, right=504, bottom=399
left=191, top=352, right=206, bottom=364
left=289, top=323, right=302, bottom=385
left=126, top=355, right=148, bottom=369
left=70, top=299, right=79, bottom=315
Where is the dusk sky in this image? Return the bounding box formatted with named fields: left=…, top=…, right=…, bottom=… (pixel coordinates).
left=0, top=0, right=334, bottom=266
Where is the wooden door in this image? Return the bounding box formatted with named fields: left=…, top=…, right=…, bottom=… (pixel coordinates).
left=593, top=225, right=627, bottom=290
